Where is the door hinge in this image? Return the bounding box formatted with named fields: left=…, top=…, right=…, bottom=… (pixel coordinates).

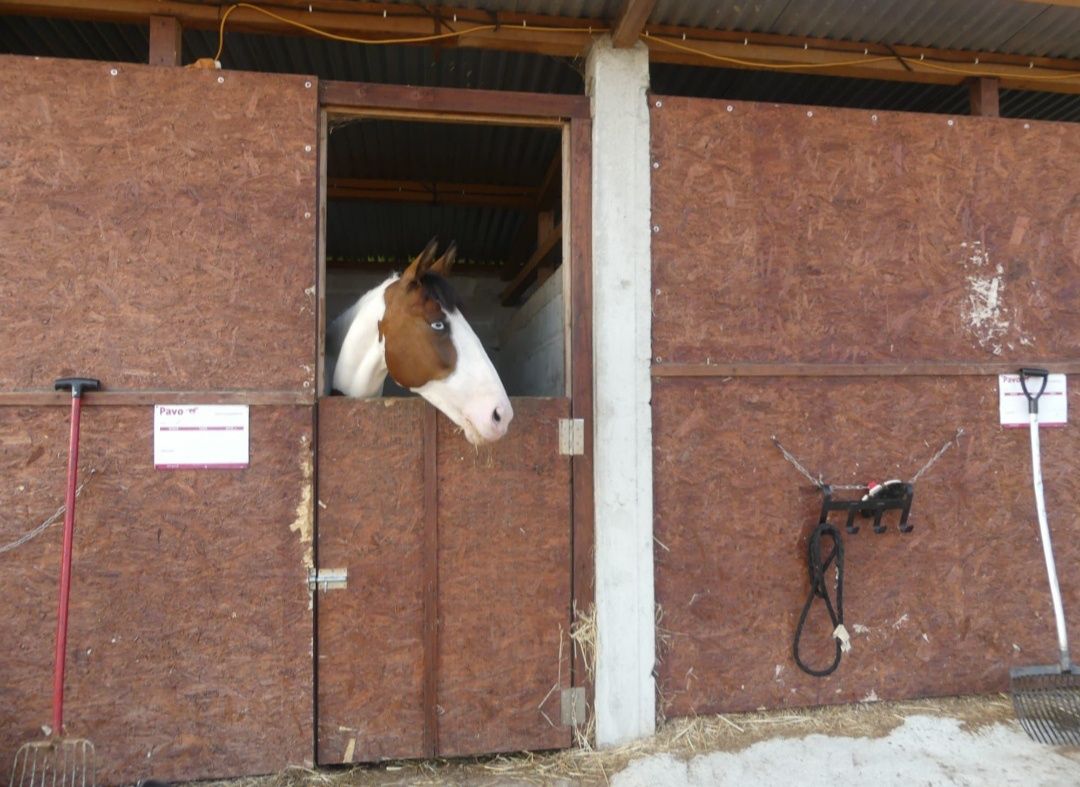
left=307, top=567, right=348, bottom=592
left=558, top=418, right=585, bottom=456
left=561, top=686, right=587, bottom=727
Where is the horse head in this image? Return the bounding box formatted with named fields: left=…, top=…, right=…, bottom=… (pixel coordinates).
left=331, top=239, right=513, bottom=445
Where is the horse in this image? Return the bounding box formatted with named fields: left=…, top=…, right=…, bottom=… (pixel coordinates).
left=327, top=239, right=513, bottom=445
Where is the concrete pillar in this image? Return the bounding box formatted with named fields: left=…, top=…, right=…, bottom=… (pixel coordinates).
left=585, top=35, right=656, bottom=747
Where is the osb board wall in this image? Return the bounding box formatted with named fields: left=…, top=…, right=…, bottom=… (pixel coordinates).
left=651, top=98, right=1080, bottom=364
left=316, top=398, right=572, bottom=762
left=653, top=377, right=1080, bottom=714
left=0, top=55, right=318, bottom=392
left=0, top=406, right=314, bottom=784
left=650, top=96, right=1080, bottom=715
left=316, top=397, right=427, bottom=763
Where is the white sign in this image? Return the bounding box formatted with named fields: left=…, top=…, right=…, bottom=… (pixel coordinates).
left=999, top=374, right=1067, bottom=428
left=154, top=405, right=250, bottom=469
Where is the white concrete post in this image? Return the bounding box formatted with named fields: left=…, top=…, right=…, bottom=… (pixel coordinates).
left=585, top=35, right=656, bottom=747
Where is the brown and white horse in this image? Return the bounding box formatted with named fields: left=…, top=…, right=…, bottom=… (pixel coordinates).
left=328, top=239, right=513, bottom=444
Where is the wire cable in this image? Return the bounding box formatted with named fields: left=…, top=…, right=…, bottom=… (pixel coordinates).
left=214, top=3, right=607, bottom=63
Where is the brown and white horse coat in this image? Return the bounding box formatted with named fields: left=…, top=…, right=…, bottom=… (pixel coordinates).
left=329, top=240, right=513, bottom=444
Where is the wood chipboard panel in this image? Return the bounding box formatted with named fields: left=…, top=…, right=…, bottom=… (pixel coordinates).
left=436, top=398, right=572, bottom=756
left=650, top=96, right=1080, bottom=715
left=653, top=376, right=1080, bottom=715
left=650, top=98, right=1080, bottom=365
left=0, top=55, right=318, bottom=392
left=0, top=405, right=314, bottom=784
left=315, top=397, right=427, bottom=763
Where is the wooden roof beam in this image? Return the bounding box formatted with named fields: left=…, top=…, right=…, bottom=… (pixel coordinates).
left=501, top=223, right=562, bottom=306
left=535, top=152, right=562, bottom=210
left=612, top=0, right=657, bottom=48
left=640, top=29, right=1080, bottom=95
left=1019, top=0, right=1080, bottom=7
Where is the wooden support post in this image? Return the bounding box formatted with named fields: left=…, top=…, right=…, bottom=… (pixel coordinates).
left=969, top=76, right=1000, bottom=117
left=568, top=117, right=595, bottom=705
left=148, top=15, right=182, bottom=67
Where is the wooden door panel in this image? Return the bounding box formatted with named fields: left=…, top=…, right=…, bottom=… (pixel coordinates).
left=436, top=398, right=573, bottom=756
left=316, top=398, right=426, bottom=763
left=316, top=397, right=573, bottom=760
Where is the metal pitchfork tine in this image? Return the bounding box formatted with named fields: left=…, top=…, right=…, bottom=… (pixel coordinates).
left=1009, top=367, right=1080, bottom=746
left=10, top=377, right=100, bottom=787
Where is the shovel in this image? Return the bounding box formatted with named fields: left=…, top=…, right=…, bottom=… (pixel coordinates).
left=10, top=378, right=100, bottom=787
left=1009, top=367, right=1080, bottom=745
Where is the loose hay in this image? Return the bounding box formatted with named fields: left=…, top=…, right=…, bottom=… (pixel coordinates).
left=183, top=695, right=1018, bottom=787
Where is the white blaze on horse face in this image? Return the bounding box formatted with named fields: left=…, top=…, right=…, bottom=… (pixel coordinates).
left=413, top=308, right=513, bottom=445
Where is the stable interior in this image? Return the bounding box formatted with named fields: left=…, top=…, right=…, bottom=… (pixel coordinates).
left=322, top=116, right=566, bottom=398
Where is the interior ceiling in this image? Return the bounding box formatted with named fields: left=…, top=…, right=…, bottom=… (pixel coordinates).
left=326, top=119, right=560, bottom=269
left=2, top=1, right=1079, bottom=271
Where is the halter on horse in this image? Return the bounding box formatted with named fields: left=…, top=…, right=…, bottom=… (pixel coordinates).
left=328, top=239, right=513, bottom=445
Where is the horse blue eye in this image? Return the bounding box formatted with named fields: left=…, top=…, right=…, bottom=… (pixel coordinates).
left=431, top=321, right=445, bottom=331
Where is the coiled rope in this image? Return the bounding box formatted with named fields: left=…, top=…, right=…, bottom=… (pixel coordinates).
left=793, top=521, right=847, bottom=676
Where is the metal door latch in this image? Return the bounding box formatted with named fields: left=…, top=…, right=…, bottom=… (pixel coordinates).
left=558, top=418, right=585, bottom=456
left=307, top=567, right=348, bottom=592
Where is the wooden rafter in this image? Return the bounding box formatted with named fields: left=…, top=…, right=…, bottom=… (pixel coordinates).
left=327, top=177, right=538, bottom=207
left=534, top=152, right=562, bottom=210
left=612, top=0, right=657, bottom=48
left=3, top=1, right=1080, bottom=93
left=501, top=223, right=562, bottom=306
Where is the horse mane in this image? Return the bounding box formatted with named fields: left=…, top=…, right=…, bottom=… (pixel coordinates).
left=418, top=271, right=463, bottom=314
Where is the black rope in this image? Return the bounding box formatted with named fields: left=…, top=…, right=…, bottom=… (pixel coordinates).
left=793, top=522, right=846, bottom=677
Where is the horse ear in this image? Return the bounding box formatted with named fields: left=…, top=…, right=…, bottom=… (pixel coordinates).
left=430, top=242, right=457, bottom=277
left=402, top=237, right=439, bottom=283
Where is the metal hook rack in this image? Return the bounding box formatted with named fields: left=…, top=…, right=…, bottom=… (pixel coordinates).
left=818, top=480, right=915, bottom=535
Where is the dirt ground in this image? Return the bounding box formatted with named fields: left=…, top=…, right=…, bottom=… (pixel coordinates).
left=186, top=694, right=1080, bottom=786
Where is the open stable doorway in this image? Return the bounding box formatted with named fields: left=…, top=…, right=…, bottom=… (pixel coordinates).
left=313, top=83, right=594, bottom=763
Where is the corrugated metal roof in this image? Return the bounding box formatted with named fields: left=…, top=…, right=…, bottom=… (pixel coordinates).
left=329, top=120, right=559, bottom=185
left=645, top=0, right=1080, bottom=59
left=377, top=0, right=1080, bottom=59
left=327, top=201, right=526, bottom=268
left=651, top=62, right=972, bottom=116
left=326, top=119, right=559, bottom=266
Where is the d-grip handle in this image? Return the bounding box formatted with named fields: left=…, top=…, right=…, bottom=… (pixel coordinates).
left=1018, top=368, right=1049, bottom=415
left=54, top=378, right=101, bottom=398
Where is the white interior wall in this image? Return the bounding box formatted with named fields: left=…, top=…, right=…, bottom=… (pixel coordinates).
left=498, top=271, right=565, bottom=397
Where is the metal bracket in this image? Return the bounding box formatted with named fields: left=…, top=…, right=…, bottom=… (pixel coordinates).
left=561, top=686, right=587, bottom=726
left=818, top=482, right=915, bottom=535
left=307, top=567, right=348, bottom=592
left=558, top=418, right=585, bottom=456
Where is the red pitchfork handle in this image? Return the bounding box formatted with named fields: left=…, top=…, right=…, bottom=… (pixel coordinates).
left=51, top=377, right=99, bottom=734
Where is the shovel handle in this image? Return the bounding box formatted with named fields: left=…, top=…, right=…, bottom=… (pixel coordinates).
left=51, top=377, right=98, bottom=734
left=1018, top=368, right=1049, bottom=415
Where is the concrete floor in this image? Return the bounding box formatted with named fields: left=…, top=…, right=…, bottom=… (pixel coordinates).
left=613, top=714, right=1080, bottom=787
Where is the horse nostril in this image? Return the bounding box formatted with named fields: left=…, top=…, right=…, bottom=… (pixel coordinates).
left=492, top=408, right=502, bottom=424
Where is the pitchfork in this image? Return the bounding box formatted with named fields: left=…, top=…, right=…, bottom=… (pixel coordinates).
left=10, top=378, right=100, bottom=787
